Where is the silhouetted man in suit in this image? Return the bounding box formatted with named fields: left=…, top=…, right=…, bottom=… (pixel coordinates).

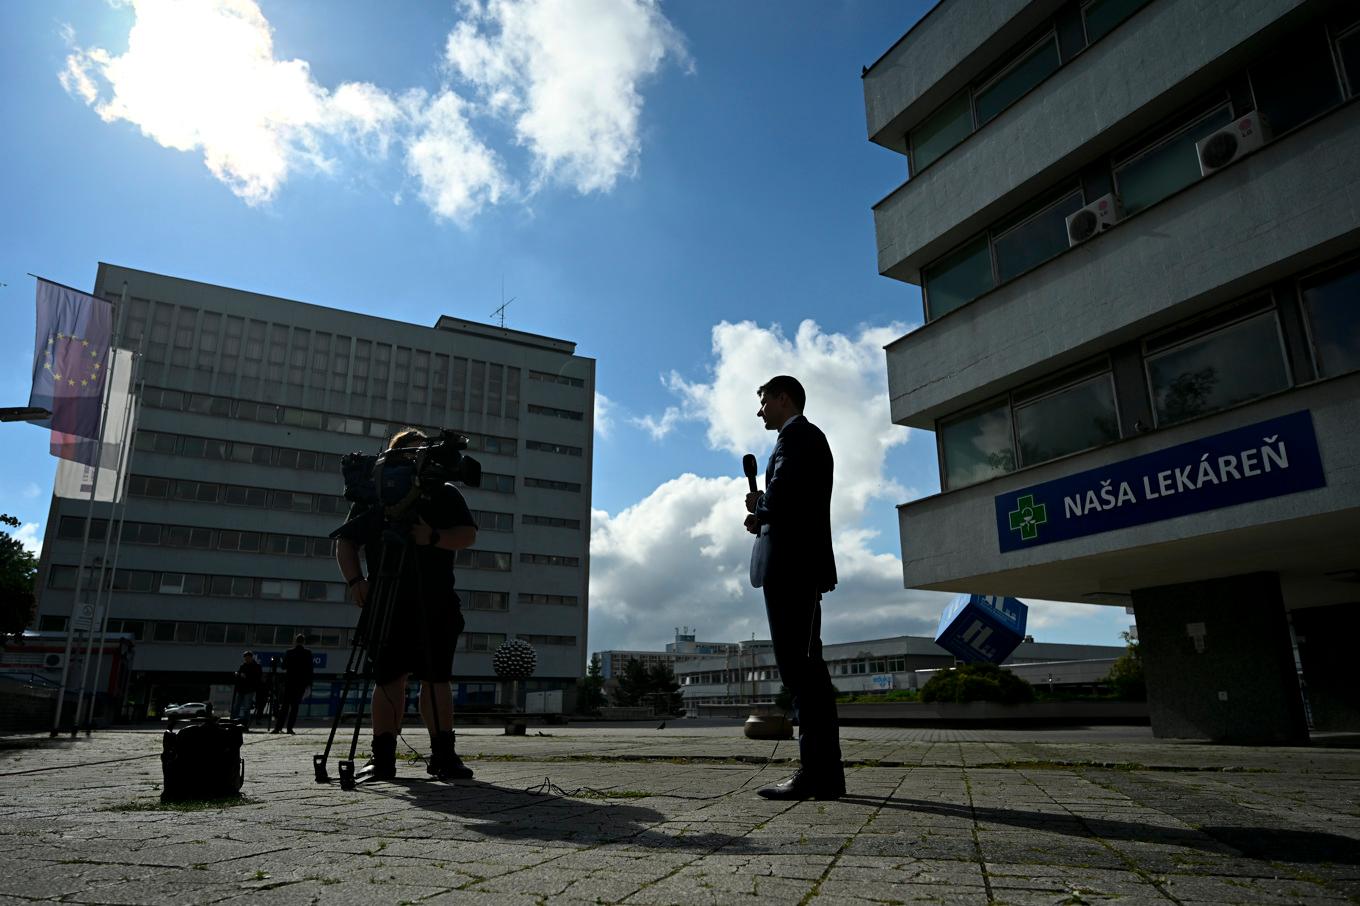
left=272, top=634, right=314, bottom=734
left=745, top=375, right=845, bottom=800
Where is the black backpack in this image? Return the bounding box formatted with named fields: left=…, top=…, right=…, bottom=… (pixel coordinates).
left=160, top=717, right=245, bottom=802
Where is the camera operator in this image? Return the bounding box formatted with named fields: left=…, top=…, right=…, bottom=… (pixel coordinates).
left=335, top=428, right=478, bottom=782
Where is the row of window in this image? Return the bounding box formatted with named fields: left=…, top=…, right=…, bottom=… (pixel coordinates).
left=516, top=634, right=578, bottom=646
left=140, top=385, right=518, bottom=456
left=136, top=429, right=338, bottom=474
left=519, top=553, right=581, bottom=568
left=124, top=300, right=526, bottom=420
left=528, top=370, right=585, bottom=389
left=523, top=477, right=582, bottom=493
left=517, top=593, right=579, bottom=607
left=909, top=0, right=1152, bottom=172
left=527, top=404, right=584, bottom=422
left=47, top=566, right=349, bottom=602
left=940, top=255, right=1360, bottom=489
left=526, top=440, right=583, bottom=457
left=57, top=516, right=336, bottom=559
left=127, top=475, right=350, bottom=514
left=680, top=654, right=914, bottom=685
left=521, top=514, right=582, bottom=530
left=35, top=616, right=353, bottom=648
left=922, top=15, right=1360, bottom=320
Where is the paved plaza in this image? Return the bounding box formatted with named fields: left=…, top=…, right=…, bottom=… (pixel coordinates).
left=1, top=721, right=1357, bottom=904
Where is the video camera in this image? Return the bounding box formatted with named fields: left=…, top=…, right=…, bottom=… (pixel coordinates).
left=330, top=429, right=481, bottom=542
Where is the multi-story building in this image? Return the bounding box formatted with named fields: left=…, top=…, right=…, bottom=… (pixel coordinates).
left=864, top=0, right=1360, bottom=741
left=35, top=264, right=594, bottom=714
left=676, top=635, right=1123, bottom=709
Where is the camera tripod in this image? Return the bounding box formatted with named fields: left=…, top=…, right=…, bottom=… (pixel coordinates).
left=312, top=518, right=454, bottom=791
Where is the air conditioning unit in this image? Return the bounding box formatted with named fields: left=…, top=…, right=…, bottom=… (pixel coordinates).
left=1065, top=193, right=1122, bottom=247
left=1196, top=111, right=1269, bottom=176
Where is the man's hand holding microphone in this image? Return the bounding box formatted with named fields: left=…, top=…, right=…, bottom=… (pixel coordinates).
left=743, top=453, right=760, bottom=535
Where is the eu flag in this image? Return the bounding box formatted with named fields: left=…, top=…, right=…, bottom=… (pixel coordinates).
left=28, top=279, right=113, bottom=441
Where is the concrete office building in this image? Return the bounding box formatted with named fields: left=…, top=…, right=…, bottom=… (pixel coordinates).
left=864, top=0, right=1360, bottom=741
left=677, top=635, right=1123, bottom=710
left=34, top=264, right=594, bottom=714
left=595, top=629, right=741, bottom=681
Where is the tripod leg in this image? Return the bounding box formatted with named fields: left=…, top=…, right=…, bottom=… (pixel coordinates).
left=315, top=620, right=371, bottom=783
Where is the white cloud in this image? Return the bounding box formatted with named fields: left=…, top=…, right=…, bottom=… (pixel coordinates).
left=589, top=320, right=952, bottom=653
left=405, top=90, right=509, bottom=224
left=22, top=482, right=42, bottom=499
left=58, top=0, right=685, bottom=219
left=594, top=392, right=616, bottom=439
left=445, top=0, right=688, bottom=193
left=15, top=523, right=42, bottom=555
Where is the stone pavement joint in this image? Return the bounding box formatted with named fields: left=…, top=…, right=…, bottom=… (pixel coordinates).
left=1, top=723, right=1357, bottom=904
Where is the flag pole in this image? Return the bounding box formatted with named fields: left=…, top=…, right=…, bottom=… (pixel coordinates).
left=82, top=341, right=144, bottom=735
left=49, top=281, right=121, bottom=738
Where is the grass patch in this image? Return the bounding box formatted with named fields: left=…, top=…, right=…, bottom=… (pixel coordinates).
left=100, top=796, right=256, bottom=812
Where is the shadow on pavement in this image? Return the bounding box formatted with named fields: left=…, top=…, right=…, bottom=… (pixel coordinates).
left=844, top=796, right=1360, bottom=865
left=390, top=779, right=760, bottom=853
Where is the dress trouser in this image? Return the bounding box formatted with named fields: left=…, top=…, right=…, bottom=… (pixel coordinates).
left=274, top=685, right=306, bottom=731
left=763, top=581, right=843, bottom=779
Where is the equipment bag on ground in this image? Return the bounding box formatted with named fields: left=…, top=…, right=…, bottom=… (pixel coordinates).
left=161, top=717, right=245, bottom=801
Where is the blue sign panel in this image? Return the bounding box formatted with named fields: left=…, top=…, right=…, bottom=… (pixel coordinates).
left=935, top=594, right=1029, bottom=664
left=995, top=411, right=1325, bottom=553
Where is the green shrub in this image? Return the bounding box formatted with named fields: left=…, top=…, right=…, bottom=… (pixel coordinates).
left=1105, top=631, right=1146, bottom=701
left=919, top=662, right=1034, bottom=704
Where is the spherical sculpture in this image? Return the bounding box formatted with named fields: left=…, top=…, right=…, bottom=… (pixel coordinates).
left=492, top=639, right=537, bottom=679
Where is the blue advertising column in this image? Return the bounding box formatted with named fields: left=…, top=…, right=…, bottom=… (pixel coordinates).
left=935, top=594, right=1029, bottom=664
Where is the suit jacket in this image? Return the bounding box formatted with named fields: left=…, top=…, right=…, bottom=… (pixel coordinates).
left=749, top=415, right=837, bottom=594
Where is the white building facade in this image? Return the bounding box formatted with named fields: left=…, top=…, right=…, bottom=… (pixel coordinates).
left=35, top=264, right=594, bottom=714
left=864, top=0, right=1360, bottom=741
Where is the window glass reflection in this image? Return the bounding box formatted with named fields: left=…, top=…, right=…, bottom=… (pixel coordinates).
left=911, top=90, right=972, bottom=172
left=993, top=190, right=1084, bottom=282
left=1300, top=258, right=1360, bottom=377
left=1147, top=312, right=1289, bottom=426
left=941, top=401, right=1015, bottom=489
left=1016, top=374, right=1120, bottom=466
left=1115, top=106, right=1232, bottom=215
left=974, top=36, right=1061, bottom=126
left=924, top=236, right=993, bottom=319
left=1082, top=0, right=1152, bottom=43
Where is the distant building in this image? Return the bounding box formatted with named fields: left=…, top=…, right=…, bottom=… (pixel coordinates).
left=34, top=264, right=594, bottom=715
left=675, top=634, right=1123, bottom=709
left=595, top=628, right=740, bottom=681
left=863, top=0, right=1360, bottom=740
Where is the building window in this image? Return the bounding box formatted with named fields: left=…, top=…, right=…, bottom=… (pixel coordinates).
left=464, top=591, right=509, bottom=612
left=1081, top=0, right=1152, bottom=44
left=472, top=510, right=514, bottom=532
left=923, top=235, right=993, bottom=320
left=1339, top=21, right=1360, bottom=97
left=522, top=514, right=582, bottom=529
left=462, top=632, right=507, bottom=652
left=210, top=575, right=254, bottom=598
left=1113, top=104, right=1233, bottom=216
left=1145, top=302, right=1290, bottom=427
left=524, top=477, right=582, bottom=492
left=1014, top=369, right=1119, bottom=467
left=991, top=187, right=1084, bottom=283
left=1299, top=257, right=1360, bottom=378
left=526, top=440, right=583, bottom=456
left=973, top=33, right=1060, bottom=127
left=1249, top=26, right=1343, bottom=136
left=939, top=400, right=1015, bottom=490
left=260, top=579, right=301, bottom=599
left=909, top=90, right=972, bottom=172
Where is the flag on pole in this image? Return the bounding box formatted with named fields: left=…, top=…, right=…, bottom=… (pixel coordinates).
left=53, top=349, right=137, bottom=501
left=28, top=278, right=113, bottom=442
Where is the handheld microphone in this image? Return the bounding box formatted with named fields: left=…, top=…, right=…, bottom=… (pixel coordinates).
left=742, top=453, right=758, bottom=493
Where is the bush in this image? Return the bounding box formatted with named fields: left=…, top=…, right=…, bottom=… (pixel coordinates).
left=1105, top=632, right=1146, bottom=701
left=919, top=662, right=1034, bottom=705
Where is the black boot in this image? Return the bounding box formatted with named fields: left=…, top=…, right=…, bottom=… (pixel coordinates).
left=355, top=733, right=397, bottom=783
left=428, top=730, right=473, bottom=780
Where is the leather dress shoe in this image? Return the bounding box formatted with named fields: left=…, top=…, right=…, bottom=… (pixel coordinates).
left=757, top=770, right=845, bottom=801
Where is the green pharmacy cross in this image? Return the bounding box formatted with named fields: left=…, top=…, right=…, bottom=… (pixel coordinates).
left=1008, top=494, right=1047, bottom=541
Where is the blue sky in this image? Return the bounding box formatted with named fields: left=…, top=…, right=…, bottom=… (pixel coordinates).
left=0, top=0, right=1131, bottom=653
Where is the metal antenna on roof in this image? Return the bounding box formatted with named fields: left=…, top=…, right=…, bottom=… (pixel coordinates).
left=491, top=276, right=514, bottom=328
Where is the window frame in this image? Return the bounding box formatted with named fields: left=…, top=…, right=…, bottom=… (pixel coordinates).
left=971, top=29, right=1061, bottom=128
left=1111, top=98, right=1233, bottom=214
left=1142, top=295, right=1292, bottom=428
left=1294, top=252, right=1360, bottom=380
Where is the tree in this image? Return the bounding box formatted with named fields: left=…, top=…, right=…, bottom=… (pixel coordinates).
left=0, top=514, right=38, bottom=639
left=577, top=653, right=606, bottom=715
left=1105, top=631, right=1146, bottom=701
left=919, top=662, right=1034, bottom=705
left=646, top=663, right=684, bottom=715
left=613, top=657, right=650, bottom=707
